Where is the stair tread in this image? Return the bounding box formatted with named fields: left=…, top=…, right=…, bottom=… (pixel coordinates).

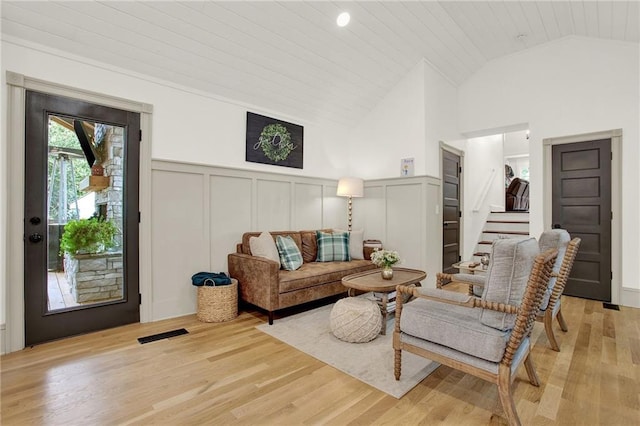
left=490, top=211, right=529, bottom=213
left=486, top=220, right=529, bottom=224
left=482, top=230, right=529, bottom=235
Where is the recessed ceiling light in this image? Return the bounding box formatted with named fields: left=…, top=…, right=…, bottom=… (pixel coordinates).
left=337, top=12, right=350, bottom=27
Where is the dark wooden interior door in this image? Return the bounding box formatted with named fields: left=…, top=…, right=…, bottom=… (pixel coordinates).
left=552, top=139, right=611, bottom=301
left=25, top=90, right=141, bottom=346
left=442, top=150, right=461, bottom=274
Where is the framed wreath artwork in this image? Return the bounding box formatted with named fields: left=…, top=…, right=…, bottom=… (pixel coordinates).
left=246, top=112, right=303, bottom=169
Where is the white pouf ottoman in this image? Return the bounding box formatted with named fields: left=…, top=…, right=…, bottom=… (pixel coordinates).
left=330, top=297, right=382, bottom=343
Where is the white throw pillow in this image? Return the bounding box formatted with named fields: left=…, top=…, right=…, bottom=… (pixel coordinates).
left=249, top=231, right=281, bottom=267
left=336, top=229, right=364, bottom=260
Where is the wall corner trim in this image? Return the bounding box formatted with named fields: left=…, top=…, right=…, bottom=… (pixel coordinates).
left=6, top=71, right=24, bottom=87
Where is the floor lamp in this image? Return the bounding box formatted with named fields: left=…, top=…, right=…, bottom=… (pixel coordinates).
left=337, top=177, right=364, bottom=231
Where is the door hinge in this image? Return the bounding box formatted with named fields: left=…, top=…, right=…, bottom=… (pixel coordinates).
left=139, top=293, right=142, bottom=305
left=138, top=211, right=141, bottom=223
left=459, top=166, right=462, bottom=174
left=139, top=129, right=142, bottom=142
left=458, top=255, right=462, bottom=261
left=611, top=211, right=613, bottom=220
left=611, top=271, right=613, bottom=280
left=459, top=211, right=462, bottom=218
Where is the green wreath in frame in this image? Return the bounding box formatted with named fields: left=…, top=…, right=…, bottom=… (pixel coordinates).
left=259, top=124, right=293, bottom=162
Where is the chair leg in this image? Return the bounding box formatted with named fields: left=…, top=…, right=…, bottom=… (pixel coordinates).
left=556, top=307, right=568, bottom=332
left=544, top=311, right=560, bottom=352
left=497, top=364, right=522, bottom=426
left=523, top=354, right=540, bottom=386
left=394, top=349, right=402, bottom=380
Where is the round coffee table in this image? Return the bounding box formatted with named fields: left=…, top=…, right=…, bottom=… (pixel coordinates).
left=341, top=267, right=426, bottom=335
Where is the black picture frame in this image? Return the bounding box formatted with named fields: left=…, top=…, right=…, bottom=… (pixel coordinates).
left=246, top=112, right=303, bottom=169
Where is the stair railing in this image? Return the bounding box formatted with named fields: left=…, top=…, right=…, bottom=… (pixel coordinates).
left=472, top=168, right=496, bottom=212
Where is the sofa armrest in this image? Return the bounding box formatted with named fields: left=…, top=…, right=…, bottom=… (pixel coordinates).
left=228, top=253, right=280, bottom=311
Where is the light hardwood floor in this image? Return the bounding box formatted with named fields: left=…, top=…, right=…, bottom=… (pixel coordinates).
left=2, top=286, right=639, bottom=425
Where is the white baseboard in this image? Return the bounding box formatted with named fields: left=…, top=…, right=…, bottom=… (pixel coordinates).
left=621, top=287, right=640, bottom=309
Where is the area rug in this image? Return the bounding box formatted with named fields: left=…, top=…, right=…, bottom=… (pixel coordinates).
left=256, top=300, right=439, bottom=398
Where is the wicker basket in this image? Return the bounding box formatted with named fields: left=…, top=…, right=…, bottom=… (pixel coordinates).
left=196, top=278, right=238, bottom=322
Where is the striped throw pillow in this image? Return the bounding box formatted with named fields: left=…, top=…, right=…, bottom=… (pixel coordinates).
left=275, top=235, right=303, bottom=271
left=316, top=230, right=351, bottom=262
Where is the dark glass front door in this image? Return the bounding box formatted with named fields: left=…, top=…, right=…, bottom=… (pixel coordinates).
left=25, top=90, right=140, bottom=345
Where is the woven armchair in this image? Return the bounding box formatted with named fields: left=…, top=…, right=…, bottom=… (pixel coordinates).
left=436, top=230, right=580, bottom=352
left=394, top=238, right=558, bottom=426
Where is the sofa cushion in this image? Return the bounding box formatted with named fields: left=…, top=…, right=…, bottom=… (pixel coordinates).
left=480, top=237, right=538, bottom=331
left=276, top=235, right=303, bottom=271
left=242, top=231, right=302, bottom=256
left=278, top=259, right=374, bottom=293
left=400, top=297, right=510, bottom=363
left=336, top=229, right=364, bottom=260
left=299, top=229, right=332, bottom=263
left=249, top=231, right=280, bottom=267
left=316, top=230, right=351, bottom=262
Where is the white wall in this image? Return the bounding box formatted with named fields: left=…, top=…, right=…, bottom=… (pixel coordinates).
left=504, top=130, right=530, bottom=158
left=458, top=36, right=640, bottom=301
left=1, top=38, right=350, bottom=176
left=348, top=59, right=460, bottom=179
left=460, top=135, right=505, bottom=259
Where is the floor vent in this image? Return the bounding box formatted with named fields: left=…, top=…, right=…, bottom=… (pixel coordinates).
left=138, top=328, right=189, bottom=344
left=603, top=303, right=620, bottom=311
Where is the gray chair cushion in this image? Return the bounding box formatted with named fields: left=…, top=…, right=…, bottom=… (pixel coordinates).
left=480, top=238, right=539, bottom=331
left=400, top=298, right=510, bottom=363
left=538, top=229, right=570, bottom=310
left=454, top=273, right=486, bottom=297
left=401, top=333, right=531, bottom=375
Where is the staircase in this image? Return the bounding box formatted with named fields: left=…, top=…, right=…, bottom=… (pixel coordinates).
left=473, top=211, right=530, bottom=258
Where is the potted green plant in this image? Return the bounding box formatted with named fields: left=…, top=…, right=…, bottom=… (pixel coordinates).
left=60, top=217, right=117, bottom=255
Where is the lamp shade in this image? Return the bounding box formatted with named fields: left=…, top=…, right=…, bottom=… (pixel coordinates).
left=336, top=177, right=364, bottom=198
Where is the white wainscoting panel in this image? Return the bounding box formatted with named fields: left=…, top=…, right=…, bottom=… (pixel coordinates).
left=386, top=183, right=425, bottom=270
left=210, top=175, right=252, bottom=272
left=364, top=176, right=442, bottom=288
left=323, top=184, right=344, bottom=230
left=151, top=169, right=207, bottom=320
left=358, top=184, right=385, bottom=240
left=256, top=179, right=291, bottom=231
left=293, top=183, right=324, bottom=230
left=150, top=161, right=442, bottom=320
left=150, top=160, right=351, bottom=320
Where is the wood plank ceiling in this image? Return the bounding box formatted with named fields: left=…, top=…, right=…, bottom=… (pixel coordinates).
left=2, top=1, right=638, bottom=126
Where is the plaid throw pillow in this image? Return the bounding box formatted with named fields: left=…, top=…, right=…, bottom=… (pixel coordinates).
left=275, top=235, right=303, bottom=271
left=316, top=230, right=351, bottom=262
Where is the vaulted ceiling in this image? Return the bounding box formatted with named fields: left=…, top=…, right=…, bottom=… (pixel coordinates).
left=2, top=1, right=638, bottom=126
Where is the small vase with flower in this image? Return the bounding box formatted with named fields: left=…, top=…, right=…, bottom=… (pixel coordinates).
left=370, top=248, right=401, bottom=280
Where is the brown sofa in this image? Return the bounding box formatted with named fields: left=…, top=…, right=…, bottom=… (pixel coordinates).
left=228, top=230, right=377, bottom=324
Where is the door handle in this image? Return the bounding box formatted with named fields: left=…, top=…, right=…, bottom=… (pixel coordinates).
left=29, top=233, right=43, bottom=243
left=29, top=216, right=42, bottom=225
